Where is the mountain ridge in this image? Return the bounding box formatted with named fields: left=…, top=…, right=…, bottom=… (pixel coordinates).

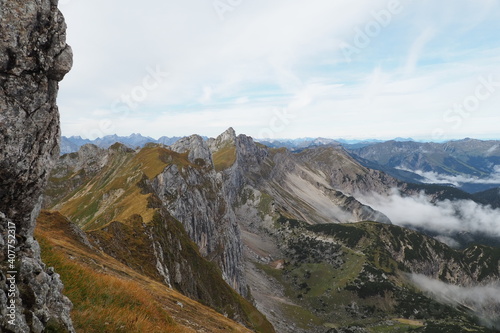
left=44, top=142, right=275, bottom=331
left=43, top=128, right=500, bottom=332
left=349, top=140, right=500, bottom=193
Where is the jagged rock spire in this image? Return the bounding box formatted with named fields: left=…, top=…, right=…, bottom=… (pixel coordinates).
left=208, top=127, right=237, bottom=152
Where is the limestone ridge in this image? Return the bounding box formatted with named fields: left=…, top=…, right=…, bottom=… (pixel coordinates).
left=165, top=129, right=246, bottom=295
left=43, top=128, right=500, bottom=332
left=46, top=138, right=248, bottom=294
left=207, top=128, right=268, bottom=204
left=46, top=128, right=394, bottom=302
left=0, top=0, right=74, bottom=332
left=43, top=140, right=275, bottom=330
left=208, top=129, right=392, bottom=226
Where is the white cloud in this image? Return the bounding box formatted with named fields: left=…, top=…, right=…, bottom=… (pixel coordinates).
left=411, top=273, right=500, bottom=304
left=57, top=1, right=500, bottom=140
left=397, top=166, right=500, bottom=186
left=404, top=27, right=436, bottom=74
left=410, top=274, right=500, bottom=329
left=357, top=189, right=500, bottom=237
left=433, top=235, right=461, bottom=248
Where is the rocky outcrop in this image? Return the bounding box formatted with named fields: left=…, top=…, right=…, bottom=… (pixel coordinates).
left=44, top=144, right=110, bottom=208
left=171, top=134, right=213, bottom=165
left=154, top=133, right=247, bottom=295
left=45, top=138, right=249, bottom=295
left=0, top=0, right=73, bottom=332
left=208, top=128, right=269, bottom=205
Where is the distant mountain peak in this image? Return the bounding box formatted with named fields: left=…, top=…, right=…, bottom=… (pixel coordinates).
left=393, top=137, right=415, bottom=142
left=208, top=127, right=237, bottom=152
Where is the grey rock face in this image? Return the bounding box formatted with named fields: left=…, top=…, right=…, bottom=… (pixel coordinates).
left=170, top=134, right=213, bottom=165
left=152, top=134, right=246, bottom=295
left=44, top=144, right=109, bottom=209
left=164, top=132, right=247, bottom=295
left=212, top=130, right=269, bottom=206
left=207, top=126, right=237, bottom=152
left=224, top=139, right=392, bottom=225
left=56, top=144, right=109, bottom=176
left=0, top=0, right=74, bottom=332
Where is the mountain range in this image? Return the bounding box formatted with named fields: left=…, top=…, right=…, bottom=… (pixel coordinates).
left=61, top=135, right=500, bottom=195
left=60, top=134, right=413, bottom=154
left=4, top=2, right=498, bottom=332
left=61, top=134, right=184, bottom=154
left=41, top=128, right=500, bottom=332
left=349, top=139, right=500, bottom=193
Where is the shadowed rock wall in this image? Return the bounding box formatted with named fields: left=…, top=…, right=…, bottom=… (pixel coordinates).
left=0, top=0, right=74, bottom=331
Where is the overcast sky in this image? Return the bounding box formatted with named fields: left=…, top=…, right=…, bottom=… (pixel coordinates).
left=58, top=0, right=500, bottom=140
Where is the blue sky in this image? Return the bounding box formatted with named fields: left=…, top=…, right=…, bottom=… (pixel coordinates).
left=58, top=0, right=500, bottom=141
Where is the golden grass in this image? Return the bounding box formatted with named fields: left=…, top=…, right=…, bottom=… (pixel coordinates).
left=111, top=188, right=155, bottom=229
left=35, top=211, right=255, bottom=333
left=37, top=237, right=188, bottom=333
left=58, top=147, right=174, bottom=230
left=213, top=145, right=237, bottom=171
left=130, top=147, right=170, bottom=179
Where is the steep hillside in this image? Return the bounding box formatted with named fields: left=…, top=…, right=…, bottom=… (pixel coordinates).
left=212, top=130, right=393, bottom=227
left=44, top=142, right=274, bottom=332
left=35, top=211, right=261, bottom=333
left=45, top=128, right=500, bottom=333
left=210, top=131, right=500, bottom=332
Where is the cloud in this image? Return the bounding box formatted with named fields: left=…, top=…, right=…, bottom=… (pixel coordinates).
left=397, top=166, right=500, bottom=186
left=410, top=273, right=500, bottom=329
left=356, top=189, right=500, bottom=238
left=58, top=0, right=500, bottom=140
left=433, top=235, right=461, bottom=248
left=404, top=27, right=436, bottom=74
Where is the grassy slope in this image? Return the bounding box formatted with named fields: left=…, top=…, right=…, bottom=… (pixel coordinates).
left=213, top=145, right=237, bottom=172
left=86, top=210, right=275, bottom=333
left=57, top=146, right=193, bottom=231
left=256, top=215, right=499, bottom=332
left=36, top=211, right=255, bottom=333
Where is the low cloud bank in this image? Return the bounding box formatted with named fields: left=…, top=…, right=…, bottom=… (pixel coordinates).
left=396, top=165, right=500, bottom=187
left=410, top=274, right=500, bottom=329
left=357, top=189, right=500, bottom=238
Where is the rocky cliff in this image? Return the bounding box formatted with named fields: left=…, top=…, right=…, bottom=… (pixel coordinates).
left=204, top=130, right=500, bottom=332
left=0, top=0, right=73, bottom=332
left=159, top=133, right=247, bottom=295
left=44, top=143, right=274, bottom=331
